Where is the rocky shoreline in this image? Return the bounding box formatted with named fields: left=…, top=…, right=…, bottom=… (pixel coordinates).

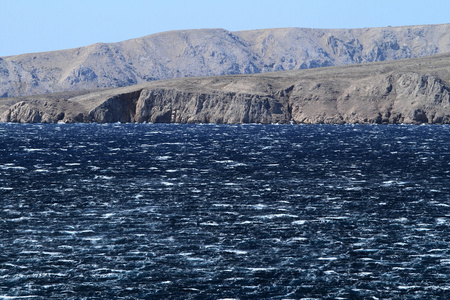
left=1, top=53, right=450, bottom=124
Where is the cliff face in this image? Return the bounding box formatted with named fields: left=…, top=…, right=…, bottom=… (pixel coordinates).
left=2, top=53, right=450, bottom=125
left=133, top=88, right=291, bottom=124
left=1, top=24, right=450, bottom=98
left=3, top=89, right=291, bottom=124
left=2, top=99, right=86, bottom=123
left=289, top=72, right=450, bottom=124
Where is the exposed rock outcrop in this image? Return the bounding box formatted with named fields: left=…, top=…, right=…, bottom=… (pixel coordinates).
left=88, top=90, right=142, bottom=123
left=3, top=99, right=86, bottom=123
left=133, top=89, right=290, bottom=124
left=290, top=72, right=450, bottom=124
left=2, top=53, right=450, bottom=124
left=1, top=24, right=450, bottom=98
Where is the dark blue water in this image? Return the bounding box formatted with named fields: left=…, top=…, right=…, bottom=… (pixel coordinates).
left=1, top=123, right=450, bottom=299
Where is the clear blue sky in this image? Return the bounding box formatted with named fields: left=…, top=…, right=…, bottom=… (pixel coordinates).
left=1, top=0, right=449, bottom=57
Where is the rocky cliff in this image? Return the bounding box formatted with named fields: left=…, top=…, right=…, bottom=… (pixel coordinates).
left=1, top=24, right=450, bottom=98
left=2, top=52, right=450, bottom=124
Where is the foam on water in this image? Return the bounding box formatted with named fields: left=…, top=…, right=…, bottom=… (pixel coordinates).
left=1, top=123, right=450, bottom=299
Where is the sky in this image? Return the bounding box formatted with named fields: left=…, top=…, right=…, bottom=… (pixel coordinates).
left=1, top=0, right=449, bottom=57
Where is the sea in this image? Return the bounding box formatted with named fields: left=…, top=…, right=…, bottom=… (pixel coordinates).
left=1, top=123, right=450, bottom=299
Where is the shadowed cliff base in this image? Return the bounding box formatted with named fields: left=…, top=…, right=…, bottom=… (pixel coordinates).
left=1, top=52, right=450, bottom=124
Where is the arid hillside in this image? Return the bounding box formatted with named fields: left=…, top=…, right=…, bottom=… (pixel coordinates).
left=1, top=24, right=449, bottom=98
left=2, top=52, right=450, bottom=124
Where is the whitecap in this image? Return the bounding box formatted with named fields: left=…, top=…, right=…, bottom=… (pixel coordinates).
left=58, top=259, right=76, bottom=263
left=255, top=214, right=298, bottom=219
left=345, top=187, right=363, bottom=191
left=246, top=267, right=275, bottom=272
left=393, top=217, right=408, bottom=223
left=250, top=204, right=267, bottom=210
left=19, top=251, right=39, bottom=254
left=215, top=160, right=235, bottom=164
left=429, top=249, right=446, bottom=252
left=42, top=252, right=62, bottom=256
left=224, top=249, right=248, bottom=255
left=392, top=267, right=414, bottom=271
left=83, top=237, right=103, bottom=242
left=237, top=221, right=254, bottom=225
left=10, top=217, right=31, bottom=222
left=186, top=257, right=206, bottom=261
left=156, top=156, right=171, bottom=160
left=0, top=164, right=26, bottom=170
left=323, top=216, right=349, bottom=220
left=0, top=296, right=39, bottom=299
left=424, top=286, right=450, bottom=291
left=398, top=286, right=422, bottom=290
left=94, top=175, right=114, bottom=180
left=292, top=220, right=307, bottom=225
left=415, top=227, right=431, bottom=231
left=289, top=237, right=308, bottom=242
left=212, top=203, right=233, bottom=207
left=382, top=180, right=396, bottom=186
left=200, top=221, right=219, bottom=226
left=436, top=218, right=448, bottom=225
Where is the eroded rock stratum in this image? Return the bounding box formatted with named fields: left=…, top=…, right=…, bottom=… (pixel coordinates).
left=2, top=52, right=450, bottom=124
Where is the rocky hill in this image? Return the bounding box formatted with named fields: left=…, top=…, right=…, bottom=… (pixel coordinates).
left=1, top=24, right=449, bottom=98
left=2, top=52, right=450, bottom=124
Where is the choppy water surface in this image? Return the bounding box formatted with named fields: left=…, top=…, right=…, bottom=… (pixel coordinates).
left=1, top=123, right=450, bottom=299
